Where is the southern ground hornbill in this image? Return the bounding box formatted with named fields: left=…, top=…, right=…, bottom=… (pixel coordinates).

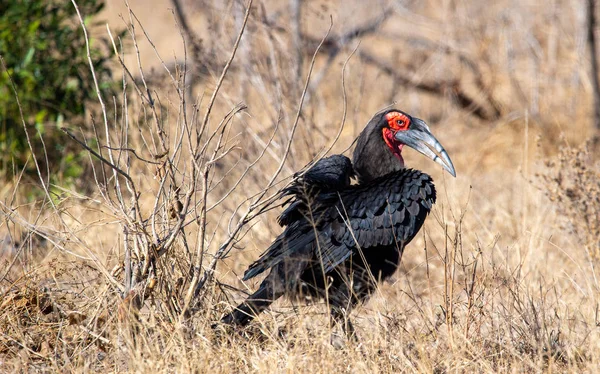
left=219, top=108, right=456, bottom=336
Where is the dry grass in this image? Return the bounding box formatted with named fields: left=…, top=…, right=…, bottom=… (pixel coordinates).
left=2, top=0, right=600, bottom=372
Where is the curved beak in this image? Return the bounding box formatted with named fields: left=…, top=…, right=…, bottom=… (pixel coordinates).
left=394, top=118, right=456, bottom=177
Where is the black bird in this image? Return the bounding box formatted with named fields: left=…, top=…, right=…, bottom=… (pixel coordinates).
left=220, top=109, right=456, bottom=335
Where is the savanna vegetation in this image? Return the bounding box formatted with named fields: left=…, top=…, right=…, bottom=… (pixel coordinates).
left=1, top=0, right=600, bottom=372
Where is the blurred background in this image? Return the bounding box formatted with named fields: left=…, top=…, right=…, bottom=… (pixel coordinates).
left=93, top=0, right=600, bottom=276
left=1, top=0, right=600, bottom=371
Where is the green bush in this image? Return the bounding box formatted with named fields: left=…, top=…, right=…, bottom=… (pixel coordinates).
left=0, top=0, right=119, bottom=185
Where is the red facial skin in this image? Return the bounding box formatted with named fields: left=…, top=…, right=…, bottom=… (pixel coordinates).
left=382, top=111, right=411, bottom=162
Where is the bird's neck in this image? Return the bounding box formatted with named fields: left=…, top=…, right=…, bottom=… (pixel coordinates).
left=353, top=138, right=405, bottom=184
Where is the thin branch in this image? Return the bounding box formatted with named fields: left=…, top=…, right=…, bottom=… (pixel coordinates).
left=61, top=129, right=135, bottom=186
left=588, top=0, right=600, bottom=131
left=290, top=0, right=303, bottom=92
left=179, top=0, right=254, bottom=316
left=195, top=0, right=253, bottom=151
left=191, top=17, right=334, bottom=302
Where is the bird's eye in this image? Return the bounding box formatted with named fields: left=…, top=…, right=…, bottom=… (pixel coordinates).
left=385, top=111, right=409, bottom=130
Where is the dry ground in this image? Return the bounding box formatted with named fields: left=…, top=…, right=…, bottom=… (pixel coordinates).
left=2, top=0, right=600, bottom=372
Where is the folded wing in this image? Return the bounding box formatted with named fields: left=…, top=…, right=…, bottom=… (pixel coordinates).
left=243, top=168, right=436, bottom=280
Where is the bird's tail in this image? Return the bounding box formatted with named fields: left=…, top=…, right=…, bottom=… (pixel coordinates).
left=220, top=280, right=280, bottom=326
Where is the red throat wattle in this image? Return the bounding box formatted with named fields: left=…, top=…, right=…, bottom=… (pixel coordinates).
left=382, top=128, right=404, bottom=164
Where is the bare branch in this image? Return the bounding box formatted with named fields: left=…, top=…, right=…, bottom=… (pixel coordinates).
left=588, top=0, right=600, bottom=131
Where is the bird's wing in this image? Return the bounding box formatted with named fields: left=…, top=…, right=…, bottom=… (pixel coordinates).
left=317, top=169, right=436, bottom=273
left=242, top=220, right=317, bottom=280
left=302, top=154, right=354, bottom=188
left=278, top=155, right=354, bottom=227
left=243, top=169, right=435, bottom=281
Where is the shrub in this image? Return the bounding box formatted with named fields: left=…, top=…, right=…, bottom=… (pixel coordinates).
left=541, top=141, right=600, bottom=262
left=0, top=0, right=119, bottom=184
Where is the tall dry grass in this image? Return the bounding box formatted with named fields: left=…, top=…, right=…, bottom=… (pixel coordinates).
left=1, top=0, right=600, bottom=372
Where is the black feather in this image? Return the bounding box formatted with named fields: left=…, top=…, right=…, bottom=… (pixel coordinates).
left=219, top=108, right=443, bottom=330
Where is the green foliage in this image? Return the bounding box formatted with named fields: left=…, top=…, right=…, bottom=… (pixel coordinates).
left=0, top=0, right=119, bottom=185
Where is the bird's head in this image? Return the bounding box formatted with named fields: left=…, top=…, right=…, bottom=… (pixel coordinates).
left=382, top=109, right=456, bottom=177
left=353, top=109, right=456, bottom=182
